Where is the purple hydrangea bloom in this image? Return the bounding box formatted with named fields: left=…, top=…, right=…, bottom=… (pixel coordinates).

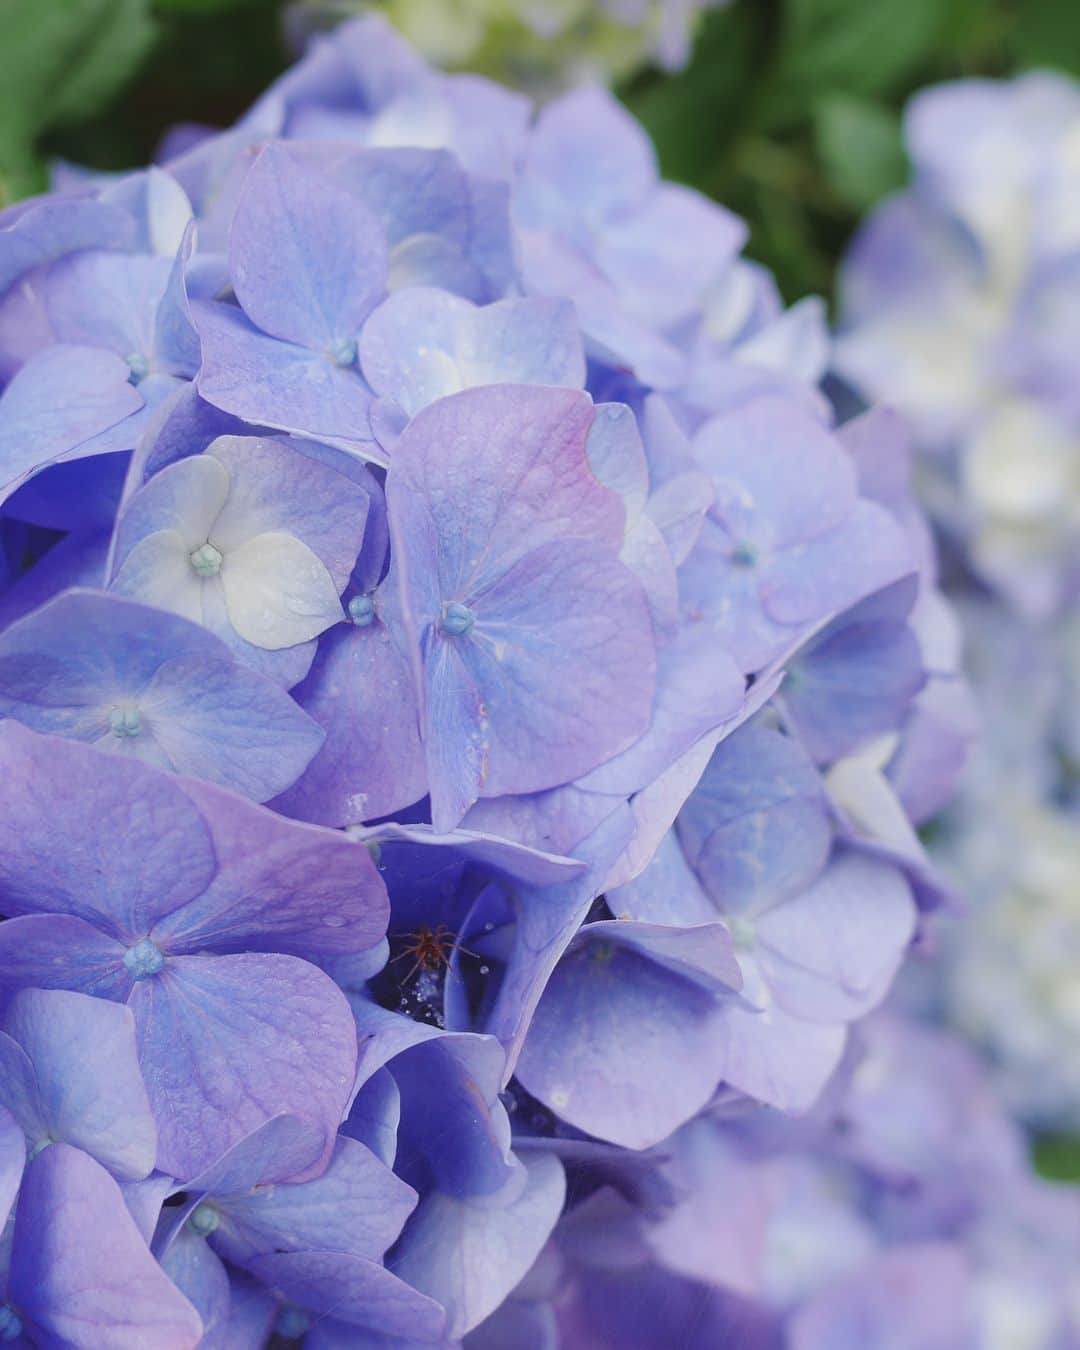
left=0, top=14, right=973, bottom=1342
left=836, top=73, right=1080, bottom=1134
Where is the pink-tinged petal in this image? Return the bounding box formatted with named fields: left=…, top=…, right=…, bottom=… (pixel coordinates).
left=387, top=384, right=622, bottom=598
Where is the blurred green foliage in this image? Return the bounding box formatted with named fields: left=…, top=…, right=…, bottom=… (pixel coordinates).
left=623, top=0, right=1077, bottom=303
left=1034, top=1133, right=1080, bottom=1183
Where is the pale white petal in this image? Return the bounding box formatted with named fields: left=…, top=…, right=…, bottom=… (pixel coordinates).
left=221, top=530, right=344, bottom=649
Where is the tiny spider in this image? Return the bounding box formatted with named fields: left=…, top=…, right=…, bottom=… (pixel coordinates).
left=390, top=924, right=476, bottom=984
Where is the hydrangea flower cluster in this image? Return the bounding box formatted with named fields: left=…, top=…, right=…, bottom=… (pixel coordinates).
left=835, top=72, right=1080, bottom=1130
left=836, top=71, right=1080, bottom=620
left=480, top=1010, right=1080, bottom=1348
left=0, top=16, right=971, bottom=1344
left=291, top=0, right=724, bottom=83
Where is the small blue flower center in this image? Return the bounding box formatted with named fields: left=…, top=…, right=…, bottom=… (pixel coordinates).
left=730, top=541, right=757, bottom=567
left=189, top=1204, right=219, bottom=1236
left=189, top=542, right=224, bottom=577
left=329, top=336, right=357, bottom=367
left=109, top=706, right=142, bottom=738
left=275, top=1306, right=310, bottom=1339
left=123, top=937, right=165, bottom=981
left=728, top=916, right=756, bottom=950
left=125, top=352, right=150, bottom=385
left=29, top=1137, right=52, bottom=1161
left=440, top=602, right=475, bottom=637
left=348, top=594, right=375, bottom=626
left=0, top=1307, right=23, bottom=1342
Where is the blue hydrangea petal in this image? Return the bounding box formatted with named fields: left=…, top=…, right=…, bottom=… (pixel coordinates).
left=516, top=920, right=741, bottom=1148
left=0, top=589, right=325, bottom=801
left=711, top=957, right=849, bottom=1113
left=755, top=855, right=917, bottom=1024
left=207, top=1135, right=416, bottom=1268
left=247, top=1249, right=448, bottom=1345
left=359, top=287, right=584, bottom=420
left=676, top=721, right=832, bottom=918
left=391, top=1151, right=565, bottom=1340
left=0, top=721, right=216, bottom=935
left=342, top=1067, right=400, bottom=1169
left=0, top=1105, right=22, bottom=1235
left=129, top=951, right=357, bottom=1181
left=149, top=773, right=389, bottom=960
left=0, top=1034, right=45, bottom=1151
left=0, top=915, right=130, bottom=1002
left=606, top=830, right=716, bottom=928
left=158, top=1228, right=231, bottom=1348
left=782, top=578, right=926, bottom=764
left=3, top=988, right=156, bottom=1181
left=229, top=143, right=387, bottom=352
left=387, top=385, right=656, bottom=827
left=273, top=607, right=427, bottom=827
left=194, top=299, right=375, bottom=447
left=37, top=251, right=172, bottom=368
left=759, top=500, right=915, bottom=628
left=0, top=344, right=143, bottom=506
left=576, top=626, right=746, bottom=797
left=9, top=1144, right=203, bottom=1349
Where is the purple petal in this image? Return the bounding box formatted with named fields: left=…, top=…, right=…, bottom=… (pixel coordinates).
left=0, top=345, right=142, bottom=503
left=194, top=300, right=374, bottom=445
left=150, top=774, right=388, bottom=958
left=129, top=952, right=357, bottom=1180
left=229, top=142, right=387, bottom=351
left=755, top=854, right=916, bottom=1023
left=273, top=611, right=428, bottom=826
left=0, top=914, right=129, bottom=1001
left=10, top=1144, right=202, bottom=1349
left=515, top=921, right=739, bottom=1147
left=4, top=988, right=156, bottom=1180
left=208, top=1135, right=416, bottom=1267
left=391, top=1152, right=565, bottom=1338
left=0, top=723, right=215, bottom=936
left=248, top=1250, right=448, bottom=1343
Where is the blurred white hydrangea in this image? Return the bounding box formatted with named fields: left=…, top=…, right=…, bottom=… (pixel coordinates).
left=945, top=802, right=1080, bottom=1128
left=288, top=0, right=726, bottom=85
left=836, top=72, right=1080, bottom=619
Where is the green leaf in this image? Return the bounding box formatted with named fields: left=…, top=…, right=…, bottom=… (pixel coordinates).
left=1013, top=0, right=1080, bottom=78
left=763, top=0, right=958, bottom=127
left=814, top=93, right=908, bottom=211
left=1034, top=1134, right=1080, bottom=1184
left=0, top=0, right=158, bottom=148
left=622, top=4, right=757, bottom=189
